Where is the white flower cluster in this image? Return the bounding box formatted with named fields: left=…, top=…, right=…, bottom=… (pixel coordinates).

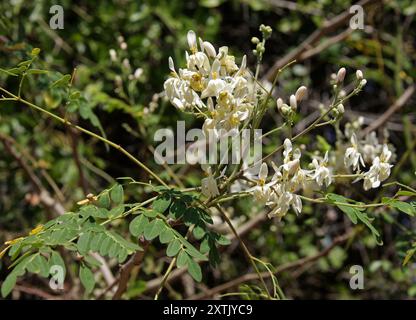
left=342, top=118, right=394, bottom=190
left=239, top=138, right=334, bottom=219
left=164, top=30, right=254, bottom=139
left=164, top=30, right=395, bottom=220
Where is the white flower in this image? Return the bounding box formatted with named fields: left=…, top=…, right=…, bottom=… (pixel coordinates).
left=362, top=145, right=393, bottom=190
left=268, top=187, right=302, bottom=218
left=187, top=51, right=210, bottom=74
left=187, top=30, right=197, bottom=52
left=344, top=134, right=365, bottom=171
left=248, top=162, right=272, bottom=204
left=201, top=59, right=226, bottom=98
left=311, top=152, right=332, bottom=187
left=283, top=139, right=292, bottom=161
left=202, top=41, right=216, bottom=58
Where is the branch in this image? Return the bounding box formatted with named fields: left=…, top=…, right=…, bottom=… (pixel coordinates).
left=112, top=237, right=150, bottom=300
left=362, top=85, right=416, bottom=136
left=188, top=231, right=355, bottom=299
left=262, top=0, right=378, bottom=82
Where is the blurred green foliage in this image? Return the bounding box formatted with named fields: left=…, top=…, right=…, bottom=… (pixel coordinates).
left=0, top=0, right=415, bottom=299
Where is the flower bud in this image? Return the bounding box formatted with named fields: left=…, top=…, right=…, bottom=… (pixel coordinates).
left=187, top=30, right=197, bottom=51
left=336, top=67, right=346, bottom=83
left=337, top=103, right=345, bottom=114
left=203, top=41, right=216, bottom=58
left=251, top=37, right=260, bottom=44
left=281, top=105, right=291, bottom=116
left=109, top=49, right=117, bottom=62
left=360, top=79, right=367, bottom=87
left=259, top=24, right=272, bottom=39
left=289, top=94, right=297, bottom=111
left=356, top=70, right=363, bottom=80
left=134, top=68, right=143, bottom=79
left=120, top=42, right=127, bottom=50
left=295, top=86, right=307, bottom=102
left=276, top=98, right=284, bottom=110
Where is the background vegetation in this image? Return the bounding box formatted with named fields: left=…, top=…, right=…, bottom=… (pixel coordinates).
left=0, top=0, right=415, bottom=299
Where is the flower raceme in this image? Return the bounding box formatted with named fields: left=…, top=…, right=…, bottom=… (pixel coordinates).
left=163, top=29, right=395, bottom=220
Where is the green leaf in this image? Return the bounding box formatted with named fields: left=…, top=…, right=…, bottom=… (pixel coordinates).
left=108, top=242, right=120, bottom=259
left=110, top=184, right=124, bottom=205
left=176, top=250, right=189, bottom=268
left=183, top=207, right=199, bottom=226
left=109, top=205, right=124, bottom=218
left=169, top=200, right=186, bottom=219
left=192, top=226, right=206, bottom=240
left=98, top=192, right=111, bottom=209
left=50, top=251, right=66, bottom=278
left=0, top=68, right=19, bottom=76
left=77, top=232, right=92, bottom=255
left=143, top=209, right=158, bottom=218
left=118, top=248, right=129, bottom=264
left=172, top=230, right=207, bottom=261
left=187, top=258, right=202, bottom=282
left=159, top=228, right=174, bottom=244
left=396, top=190, right=416, bottom=197
left=1, top=273, right=17, bottom=298
left=144, top=219, right=165, bottom=240
left=27, top=69, right=49, bottom=75
left=83, top=255, right=102, bottom=268
left=51, top=74, right=71, bottom=88
left=79, top=265, right=95, bottom=293
left=153, top=194, right=171, bottom=213
left=27, top=254, right=49, bottom=277
left=216, top=235, right=231, bottom=246
left=327, top=193, right=358, bottom=224
left=99, top=236, right=113, bottom=256
left=166, top=238, right=181, bottom=257
left=387, top=199, right=415, bottom=216
left=90, top=233, right=104, bottom=252
left=129, top=215, right=149, bottom=237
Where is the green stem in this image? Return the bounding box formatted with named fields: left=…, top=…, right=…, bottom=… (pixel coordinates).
left=216, top=205, right=276, bottom=299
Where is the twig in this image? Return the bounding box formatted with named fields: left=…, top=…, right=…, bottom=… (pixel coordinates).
left=262, top=0, right=378, bottom=82
left=112, top=237, right=150, bottom=300
left=362, top=85, right=416, bottom=136
left=188, top=231, right=354, bottom=299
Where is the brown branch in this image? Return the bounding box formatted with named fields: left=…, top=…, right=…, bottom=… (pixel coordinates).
left=0, top=133, right=64, bottom=217
left=188, top=231, right=354, bottom=300
left=262, top=0, right=378, bottom=82
left=362, top=85, right=416, bottom=136
left=112, top=237, right=150, bottom=300
left=12, top=283, right=63, bottom=300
